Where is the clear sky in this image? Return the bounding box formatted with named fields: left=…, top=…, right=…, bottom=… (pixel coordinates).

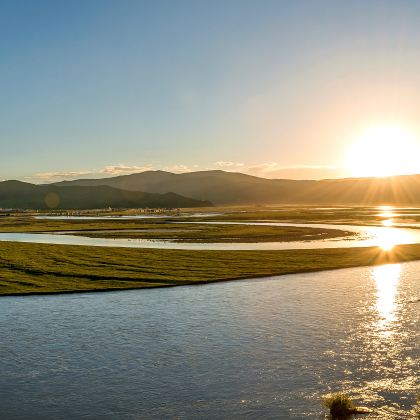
left=1, top=0, right=420, bottom=182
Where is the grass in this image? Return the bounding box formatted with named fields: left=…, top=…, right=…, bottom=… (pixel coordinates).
left=185, top=206, right=420, bottom=226
left=73, top=224, right=353, bottom=242
left=0, top=216, right=355, bottom=242
left=1, top=207, right=420, bottom=295
left=0, top=217, right=175, bottom=232
left=1, top=241, right=420, bottom=295
left=324, top=393, right=355, bottom=418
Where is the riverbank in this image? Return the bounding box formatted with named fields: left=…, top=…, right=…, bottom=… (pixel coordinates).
left=2, top=241, right=420, bottom=295
left=0, top=216, right=354, bottom=242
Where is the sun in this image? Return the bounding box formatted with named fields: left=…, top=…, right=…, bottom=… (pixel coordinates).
left=346, top=125, right=420, bottom=177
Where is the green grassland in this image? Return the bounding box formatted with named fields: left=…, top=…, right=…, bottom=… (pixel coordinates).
left=1, top=207, right=419, bottom=296
left=176, top=205, right=420, bottom=225
left=1, top=241, right=420, bottom=295
left=0, top=216, right=174, bottom=232
left=0, top=216, right=354, bottom=242
left=68, top=224, right=353, bottom=242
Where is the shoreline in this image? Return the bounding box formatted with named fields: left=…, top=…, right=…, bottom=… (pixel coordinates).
left=2, top=241, right=420, bottom=297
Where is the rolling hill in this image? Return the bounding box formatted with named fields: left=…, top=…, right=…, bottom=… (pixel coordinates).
left=0, top=181, right=212, bottom=210
left=53, top=170, right=420, bottom=206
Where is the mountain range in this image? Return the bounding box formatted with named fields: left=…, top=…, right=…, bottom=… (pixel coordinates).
left=54, top=170, right=420, bottom=206
left=1, top=170, right=420, bottom=209
left=0, top=180, right=211, bottom=210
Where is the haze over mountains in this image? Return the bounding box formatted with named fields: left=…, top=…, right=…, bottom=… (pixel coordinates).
left=54, top=170, right=420, bottom=206
left=1, top=170, right=420, bottom=209
left=0, top=181, right=211, bottom=210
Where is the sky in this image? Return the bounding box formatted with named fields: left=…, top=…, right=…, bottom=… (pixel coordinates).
left=1, top=0, right=420, bottom=182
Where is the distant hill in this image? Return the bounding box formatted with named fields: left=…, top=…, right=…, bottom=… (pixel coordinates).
left=53, top=170, right=420, bottom=205
left=0, top=181, right=212, bottom=210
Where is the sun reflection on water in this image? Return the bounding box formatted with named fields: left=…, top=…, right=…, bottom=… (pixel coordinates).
left=381, top=219, right=393, bottom=227
left=375, top=206, right=399, bottom=249
left=378, top=205, right=394, bottom=211
left=373, top=264, right=401, bottom=336
left=379, top=211, right=394, bottom=219
left=371, top=225, right=416, bottom=251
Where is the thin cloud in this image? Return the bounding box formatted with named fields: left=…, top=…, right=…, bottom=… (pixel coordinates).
left=25, top=163, right=193, bottom=182
left=100, top=164, right=154, bottom=175
left=25, top=170, right=94, bottom=182
left=214, top=161, right=244, bottom=168
left=24, top=161, right=342, bottom=183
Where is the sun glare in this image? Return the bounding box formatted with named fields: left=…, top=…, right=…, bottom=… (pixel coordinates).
left=346, top=125, right=420, bottom=177
left=373, top=264, right=401, bottom=336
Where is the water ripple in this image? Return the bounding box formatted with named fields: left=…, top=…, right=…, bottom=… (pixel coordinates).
left=0, top=262, right=419, bottom=418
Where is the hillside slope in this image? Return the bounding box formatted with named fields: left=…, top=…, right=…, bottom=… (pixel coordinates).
left=53, top=170, right=420, bottom=205
left=0, top=181, right=212, bottom=209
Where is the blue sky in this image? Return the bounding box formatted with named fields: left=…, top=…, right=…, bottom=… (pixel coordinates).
left=1, top=0, right=420, bottom=182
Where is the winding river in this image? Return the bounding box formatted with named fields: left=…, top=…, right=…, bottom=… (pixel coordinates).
left=2, top=211, right=420, bottom=418
left=0, top=221, right=420, bottom=250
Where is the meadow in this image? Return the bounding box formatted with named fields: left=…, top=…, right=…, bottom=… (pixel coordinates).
left=2, top=239, right=420, bottom=295
left=1, top=206, right=419, bottom=295
left=0, top=213, right=354, bottom=242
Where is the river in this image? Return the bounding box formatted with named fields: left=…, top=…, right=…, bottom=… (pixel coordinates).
left=0, top=221, right=419, bottom=250
left=1, top=262, right=419, bottom=418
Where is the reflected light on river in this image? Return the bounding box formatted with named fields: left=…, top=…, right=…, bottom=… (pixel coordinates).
left=376, top=206, right=398, bottom=249
left=373, top=225, right=415, bottom=250
left=373, top=264, right=401, bottom=336
left=378, top=205, right=395, bottom=223
left=379, top=211, right=394, bottom=219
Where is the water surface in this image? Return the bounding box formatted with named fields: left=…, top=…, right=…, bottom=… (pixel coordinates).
left=0, top=221, right=419, bottom=250
left=1, top=262, right=419, bottom=419
left=34, top=212, right=223, bottom=220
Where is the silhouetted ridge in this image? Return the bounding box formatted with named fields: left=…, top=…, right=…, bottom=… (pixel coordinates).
left=0, top=181, right=212, bottom=209
left=53, top=170, right=420, bottom=205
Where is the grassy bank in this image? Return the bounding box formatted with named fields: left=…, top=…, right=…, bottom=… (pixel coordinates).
left=72, top=224, right=353, bottom=242
left=1, top=241, right=420, bottom=295
left=0, top=217, right=354, bottom=242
